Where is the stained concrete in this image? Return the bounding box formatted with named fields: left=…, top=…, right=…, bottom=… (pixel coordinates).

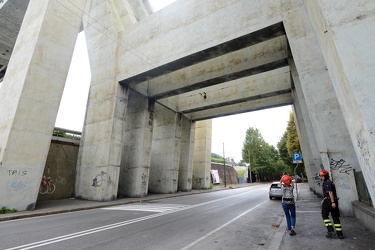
left=0, top=0, right=374, bottom=220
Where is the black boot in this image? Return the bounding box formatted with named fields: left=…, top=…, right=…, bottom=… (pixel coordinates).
left=326, top=231, right=335, bottom=238
left=337, top=231, right=344, bottom=239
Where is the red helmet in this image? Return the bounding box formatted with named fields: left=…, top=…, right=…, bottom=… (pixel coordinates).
left=281, top=175, right=292, bottom=186
left=319, top=169, right=329, bottom=176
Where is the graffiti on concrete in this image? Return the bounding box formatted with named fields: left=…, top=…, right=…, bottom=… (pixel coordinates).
left=9, top=181, right=27, bottom=192
left=92, top=171, right=115, bottom=187
left=141, top=173, right=148, bottom=186
left=161, top=176, right=170, bottom=185
left=313, top=164, right=325, bottom=186
left=333, top=173, right=354, bottom=193
left=55, top=176, right=67, bottom=185
left=8, top=170, right=27, bottom=176
left=356, top=130, right=370, bottom=167
left=39, top=176, right=56, bottom=194
left=192, top=175, right=204, bottom=184
left=313, top=172, right=321, bottom=186
left=330, top=158, right=352, bottom=175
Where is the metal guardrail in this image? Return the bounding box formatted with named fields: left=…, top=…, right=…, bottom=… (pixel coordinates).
left=52, top=127, right=81, bottom=145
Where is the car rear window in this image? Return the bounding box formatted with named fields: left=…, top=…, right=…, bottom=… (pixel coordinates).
left=271, top=184, right=280, bottom=188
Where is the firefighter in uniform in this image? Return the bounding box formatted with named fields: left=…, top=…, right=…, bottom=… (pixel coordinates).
left=320, top=169, right=344, bottom=239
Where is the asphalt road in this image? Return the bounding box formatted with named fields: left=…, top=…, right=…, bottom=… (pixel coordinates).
left=0, top=184, right=284, bottom=250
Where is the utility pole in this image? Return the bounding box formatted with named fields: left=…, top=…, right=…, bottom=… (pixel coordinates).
left=223, top=143, right=226, bottom=187
left=248, top=148, right=252, bottom=183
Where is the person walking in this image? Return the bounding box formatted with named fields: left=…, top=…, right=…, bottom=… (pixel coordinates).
left=320, top=169, right=344, bottom=239
left=281, top=173, right=296, bottom=236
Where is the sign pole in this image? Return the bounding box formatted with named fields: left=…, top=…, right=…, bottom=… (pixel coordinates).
left=294, top=163, right=299, bottom=200
left=292, top=152, right=302, bottom=200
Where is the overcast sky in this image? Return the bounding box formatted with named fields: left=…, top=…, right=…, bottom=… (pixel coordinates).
left=1, top=0, right=292, bottom=163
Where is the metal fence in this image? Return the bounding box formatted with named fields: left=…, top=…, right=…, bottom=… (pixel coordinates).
left=354, top=171, right=373, bottom=206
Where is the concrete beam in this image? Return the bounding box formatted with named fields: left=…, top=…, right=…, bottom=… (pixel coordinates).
left=119, top=22, right=286, bottom=86
left=132, top=36, right=288, bottom=99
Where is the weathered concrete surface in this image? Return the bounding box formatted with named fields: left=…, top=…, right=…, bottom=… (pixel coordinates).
left=0, top=0, right=85, bottom=211
left=0, top=0, right=374, bottom=219
left=304, top=0, right=375, bottom=210
left=118, top=90, right=154, bottom=198
left=193, top=120, right=212, bottom=189
left=37, top=140, right=79, bottom=201
left=149, top=103, right=182, bottom=194
left=75, top=0, right=124, bottom=201
left=0, top=0, right=30, bottom=81
left=284, top=6, right=360, bottom=215
left=178, top=116, right=195, bottom=192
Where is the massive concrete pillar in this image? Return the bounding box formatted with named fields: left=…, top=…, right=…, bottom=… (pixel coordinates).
left=290, top=58, right=323, bottom=193
left=75, top=0, right=125, bottom=201
left=149, top=103, right=182, bottom=193
left=178, top=117, right=195, bottom=192
left=285, top=6, right=359, bottom=215
left=119, top=90, right=154, bottom=197
left=304, top=0, right=375, bottom=209
left=0, top=0, right=85, bottom=211
left=192, top=120, right=212, bottom=189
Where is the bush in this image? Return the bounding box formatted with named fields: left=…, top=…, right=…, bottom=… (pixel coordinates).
left=0, top=206, right=17, bottom=214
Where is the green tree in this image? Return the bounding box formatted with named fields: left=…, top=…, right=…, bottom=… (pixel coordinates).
left=286, top=112, right=300, bottom=157
left=242, top=128, right=279, bottom=181
left=277, top=130, right=295, bottom=175
left=282, top=111, right=306, bottom=177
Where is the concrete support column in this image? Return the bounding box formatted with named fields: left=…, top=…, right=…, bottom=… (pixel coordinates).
left=149, top=103, right=182, bottom=193
left=192, top=120, right=212, bottom=189
left=285, top=6, right=359, bottom=215
left=119, top=90, right=154, bottom=197
left=0, top=0, right=85, bottom=211
left=290, top=58, right=323, bottom=192
left=75, top=0, right=125, bottom=201
left=304, top=0, right=375, bottom=207
left=178, top=117, right=195, bottom=192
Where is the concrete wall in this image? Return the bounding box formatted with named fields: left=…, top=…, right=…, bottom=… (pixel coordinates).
left=211, top=163, right=239, bottom=186
left=37, top=140, right=79, bottom=201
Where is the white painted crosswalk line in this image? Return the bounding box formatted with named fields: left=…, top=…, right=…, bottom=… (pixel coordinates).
left=101, top=203, right=190, bottom=213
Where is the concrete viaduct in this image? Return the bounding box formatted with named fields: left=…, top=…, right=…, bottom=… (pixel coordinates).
left=0, top=0, right=374, bottom=217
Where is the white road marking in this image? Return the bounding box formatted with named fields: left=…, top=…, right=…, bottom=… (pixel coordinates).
left=180, top=200, right=268, bottom=250
left=6, top=188, right=264, bottom=250
left=101, top=203, right=190, bottom=213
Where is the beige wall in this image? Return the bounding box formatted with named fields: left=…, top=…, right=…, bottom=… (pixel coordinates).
left=37, top=140, right=79, bottom=201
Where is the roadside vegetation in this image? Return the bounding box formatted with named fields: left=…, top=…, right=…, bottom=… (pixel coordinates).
left=212, top=111, right=305, bottom=182
left=0, top=206, right=17, bottom=214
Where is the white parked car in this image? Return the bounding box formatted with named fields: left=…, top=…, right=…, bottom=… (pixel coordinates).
left=269, top=182, right=282, bottom=200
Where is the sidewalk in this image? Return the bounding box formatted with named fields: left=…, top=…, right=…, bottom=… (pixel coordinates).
left=274, top=183, right=375, bottom=250
left=1, top=183, right=374, bottom=250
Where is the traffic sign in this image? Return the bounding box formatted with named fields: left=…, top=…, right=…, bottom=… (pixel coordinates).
left=292, top=152, right=302, bottom=163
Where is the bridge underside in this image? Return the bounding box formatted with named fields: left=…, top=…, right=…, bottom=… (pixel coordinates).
left=121, top=22, right=292, bottom=121
left=0, top=0, right=374, bottom=218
